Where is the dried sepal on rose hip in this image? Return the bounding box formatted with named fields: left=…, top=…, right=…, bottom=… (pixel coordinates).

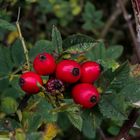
left=72, top=83, right=100, bottom=108
left=33, top=52, right=56, bottom=76
left=19, top=71, right=43, bottom=94
left=80, top=61, right=101, bottom=83
left=45, top=78, right=65, bottom=95
left=55, top=60, right=81, bottom=83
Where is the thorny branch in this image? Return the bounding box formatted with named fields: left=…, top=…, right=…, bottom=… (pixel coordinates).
left=115, top=108, right=140, bottom=140
left=119, top=0, right=140, bottom=63
left=114, top=0, right=140, bottom=139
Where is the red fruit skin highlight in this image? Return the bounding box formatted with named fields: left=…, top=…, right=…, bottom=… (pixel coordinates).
left=19, top=71, right=43, bottom=94
left=33, top=52, right=56, bottom=76
left=72, top=83, right=100, bottom=108
left=56, top=60, right=81, bottom=83
left=80, top=61, right=101, bottom=83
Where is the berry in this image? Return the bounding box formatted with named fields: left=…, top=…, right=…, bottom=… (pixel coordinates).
left=80, top=61, right=101, bottom=83
left=33, top=52, right=56, bottom=76
left=19, top=71, right=43, bottom=94
left=55, top=60, right=81, bottom=83
left=46, top=78, right=65, bottom=95
left=72, top=83, right=100, bottom=108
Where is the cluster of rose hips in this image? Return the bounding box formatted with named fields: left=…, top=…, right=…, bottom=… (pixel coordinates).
left=19, top=52, right=101, bottom=108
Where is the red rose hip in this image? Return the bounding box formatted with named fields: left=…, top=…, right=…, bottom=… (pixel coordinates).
left=80, top=61, right=101, bottom=83
left=55, top=60, right=81, bottom=83
left=33, top=52, right=56, bottom=75
left=19, top=71, right=43, bottom=94
left=72, top=83, right=100, bottom=108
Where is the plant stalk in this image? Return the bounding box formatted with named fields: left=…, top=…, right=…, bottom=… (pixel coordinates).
left=115, top=108, right=140, bottom=140
left=16, top=7, right=30, bottom=70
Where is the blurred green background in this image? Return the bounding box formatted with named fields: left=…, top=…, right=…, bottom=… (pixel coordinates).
left=0, top=0, right=135, bottom=62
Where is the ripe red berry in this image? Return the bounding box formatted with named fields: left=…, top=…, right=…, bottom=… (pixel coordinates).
left=46, top=78, right=65, bottom=95
left=80, top=61, right=101, bottom=83
left=72, top=83, right=100, bottom=108
left=55, top=60, right=81, bottom=83
left=33, top=52, right=56, bottom=76
left=19, top=71, right=43, bottom=94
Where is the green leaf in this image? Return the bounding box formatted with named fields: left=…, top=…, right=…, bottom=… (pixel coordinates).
left=0, top=78, right=9, bottom=92
left=99, top=94, right=128, bottom=121
left=1, top=87, right=22, bottom=99
left=95, top=11, right=103, bottom=20
left=82, top=110, right=97, bottom=139
left=82, top=109, right=102, bottom=139
left=0, top=46, right=14, bottom=75
left=99, top=59, right=119, bottom=71
left=108, top=126, right=120, bottom=136
left=85, top=41, right=106, bottom=61
left=0, top=19, right=16, bottom=31
left=63, top=34, right=99, bottom=54
left=83, top=2, right=95, bottom=20
left=57, top=112, right=71, bottom=131
left=11, top=39, right=25, bottom=66
left=37, top=98, right=58, bottom=122
left=65, top=42, right=98, bottom=54
left=52, top=26, right=63, bottom=54
left=106, top=45, right=123, bottom=60
left=10, top=76, right=22, bottom=90
left=63, top=34, right=95, bottom=50
left=120, top=80, right=140, bottom=103
left=66, top=106, right=83, bottom=131
left=28, top=113, right=42, bottom=132
left=107, top=62, right=130, bottom=92
left=0, top=97, right=18, bottom=114
left=29, top=40, right=53, bottom=59
left=82, top=2, right=103, bottom=30
left=26, top=132, right=42, bottom=140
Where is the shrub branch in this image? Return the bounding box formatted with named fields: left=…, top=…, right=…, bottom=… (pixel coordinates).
left=119, top=0, right=140, bottom=63
left=16, top=7, right=30, bottom=70
left=115, top=108, right=140, bottom=140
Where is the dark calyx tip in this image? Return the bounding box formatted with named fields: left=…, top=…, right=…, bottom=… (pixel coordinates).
left=90, top=96, right=97, bottom=103
left=39, top=54, right=46, bottom=60
left=72, top=68, right=80, bottom=76
left=54, top=81, right=62, bottom=90
left=19, top=78, right=25, bottom=86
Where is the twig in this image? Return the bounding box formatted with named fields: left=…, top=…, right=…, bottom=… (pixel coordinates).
left=16, top=7, right=30, bottom=70
left=0, top=66, right=22, bottom=81
left=100, top=0, right=128, bottom=38
left=115, top=108, right=140, bottom=140
left=119, top=0, right=140, bottom=63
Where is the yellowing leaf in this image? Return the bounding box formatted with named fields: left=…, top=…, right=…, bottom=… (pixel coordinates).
left=7, top=31, right=19, bottom=45
left=76, top=55, right=87, bottom=63
left=0, top=132, right=10, bottom=140
left=38, top=92, right=45, bottom=97
left=97, top=87, right=103, bottom=94
left=15, top=129, right=26, bottom=140
left=72, top=7, right=81, bottom=15
left=48, top=0, right=55, bottom=4
left=43, top=123, right=60, bottom=140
